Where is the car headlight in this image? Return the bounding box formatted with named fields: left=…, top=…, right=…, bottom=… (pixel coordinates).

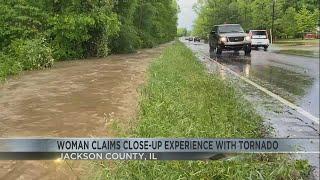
left=220, top=37, right=227, bottom=42
left=245, top=36, right=251, bottom=41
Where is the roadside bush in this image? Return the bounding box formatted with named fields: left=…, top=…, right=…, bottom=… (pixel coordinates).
left=48, top=12, right=119, bottom=59
left=110, top=24, right=141, bottom=53
left=0, top=53, right=22, bottom=81
left=48, top=14, right=95, bottom=60
left=138, top=31, right=157, bottom=48
left=9, top=38, right=54, bottom=70
left=88, top=13, right=120, bottom=57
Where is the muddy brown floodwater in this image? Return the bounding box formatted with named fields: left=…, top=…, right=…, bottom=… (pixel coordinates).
left=0, top=44, right=168, bottom=179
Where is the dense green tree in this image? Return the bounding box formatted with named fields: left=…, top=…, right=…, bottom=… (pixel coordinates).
left=177, top=28, right=188, bottom=37
left=193, top=0, right=319, bottom=39
left=0, top=0, right=178, bottom=80
left=46, top=0, right=119, bottom=59
left=0, top=0, right=47, bottom=50
left=295, top=6, right=318, bottom=34
left=110, top=0, right=140, bottom=53
left=134, top=0, right=178, bottom=48
left=251, top=0, right=273, bottom=30
left=277, top=7, right=298, bottom=38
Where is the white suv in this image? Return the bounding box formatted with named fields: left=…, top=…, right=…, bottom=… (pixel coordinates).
left=249, top=30, right=269, bottom=51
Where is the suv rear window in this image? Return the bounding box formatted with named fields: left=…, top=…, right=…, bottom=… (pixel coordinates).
left=251, top=31, right=267, bottom=35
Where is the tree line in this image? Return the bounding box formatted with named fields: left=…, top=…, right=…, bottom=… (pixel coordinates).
left=177, top=28, right=192, bottom=37
left=193, top=0, right=319, bottom=39
left=0, top=0, right=178, bottom=80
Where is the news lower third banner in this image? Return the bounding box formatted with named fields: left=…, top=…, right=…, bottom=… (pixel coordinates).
left=0, top=138, right=319, bottom=160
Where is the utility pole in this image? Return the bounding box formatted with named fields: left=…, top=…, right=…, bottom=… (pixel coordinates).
left=271, top=0, right=275, bottom=43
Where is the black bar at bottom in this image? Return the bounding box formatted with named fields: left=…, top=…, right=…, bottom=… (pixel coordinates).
left=0, top=152, right=60, bottom=160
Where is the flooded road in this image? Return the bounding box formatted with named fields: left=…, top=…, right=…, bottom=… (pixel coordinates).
left=270, top=41, right=319, bottom=58
left=183, top=39, right=320, bottom=179
left=0, top=45, right=167, bottom=179
left=185, top=40, right=319, bottom=118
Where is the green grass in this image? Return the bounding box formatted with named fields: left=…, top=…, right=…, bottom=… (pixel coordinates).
left=92, top=42, right=310, bottom=179
left=136, top=44, right=263, bottom=138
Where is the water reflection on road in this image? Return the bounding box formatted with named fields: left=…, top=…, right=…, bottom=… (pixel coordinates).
left=188, top=41, right=319, bottom=118
left=217, top=53, right=314, bottom=102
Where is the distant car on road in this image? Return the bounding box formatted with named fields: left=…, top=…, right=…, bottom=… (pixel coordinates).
left=209, top=24, right=251, bottom=56
left=193, top=37, right=201, bottom=42
left=249, top=30, right=269, bottom=51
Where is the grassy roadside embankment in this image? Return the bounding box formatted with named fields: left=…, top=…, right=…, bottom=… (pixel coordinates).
left=93, top=42, right=310, bottom=179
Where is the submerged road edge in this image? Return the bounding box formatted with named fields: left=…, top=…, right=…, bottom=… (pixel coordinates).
left=200, top=53, right=319, bottom=125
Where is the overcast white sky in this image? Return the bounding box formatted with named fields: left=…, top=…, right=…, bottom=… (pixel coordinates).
left=177, top=0, right=198, bottom=30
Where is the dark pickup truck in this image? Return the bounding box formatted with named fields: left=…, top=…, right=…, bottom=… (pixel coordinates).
left=209, top=24, right=251, bottom=57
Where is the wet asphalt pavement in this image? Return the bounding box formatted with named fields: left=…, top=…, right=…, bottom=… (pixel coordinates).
left=182, top=39, right=320, bottom=179
left=184, top=39, right=319, bottom=118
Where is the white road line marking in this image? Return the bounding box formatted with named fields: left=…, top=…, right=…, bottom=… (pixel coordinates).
left=201, top=53, right=319, bottom=125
